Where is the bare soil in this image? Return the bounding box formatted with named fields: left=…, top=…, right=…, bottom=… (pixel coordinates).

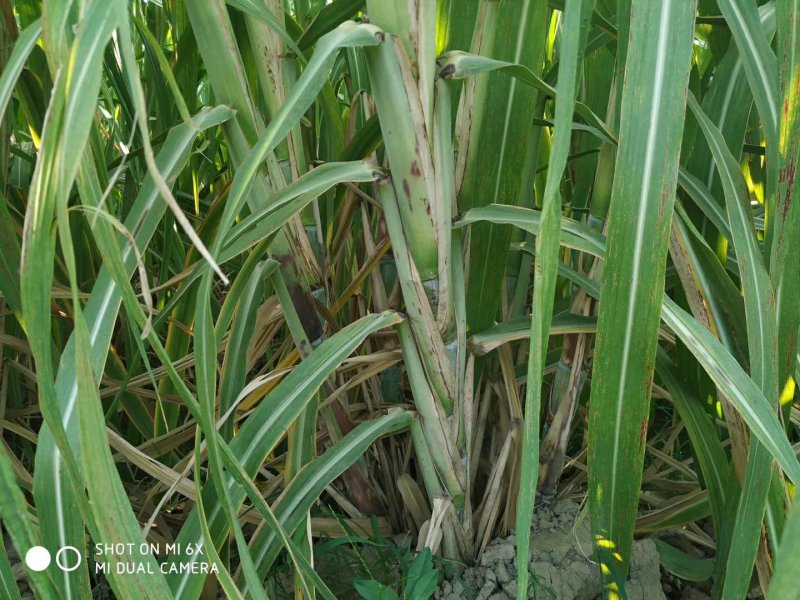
left=435, top=500, right=665, bottom=600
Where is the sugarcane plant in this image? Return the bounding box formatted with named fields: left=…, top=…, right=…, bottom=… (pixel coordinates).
left=0, top=0, right=799, bottom=599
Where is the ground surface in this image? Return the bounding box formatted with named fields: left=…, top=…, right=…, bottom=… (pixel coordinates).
left=435, top=500, right=665, bottom=600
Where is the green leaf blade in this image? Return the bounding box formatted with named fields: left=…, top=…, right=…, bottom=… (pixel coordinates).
left=586, top=0, right=698, bottom=586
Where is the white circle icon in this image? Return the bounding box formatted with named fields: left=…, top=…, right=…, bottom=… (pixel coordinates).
left=55, top=546, right=82, bottom=572
left=25, top=546, right=51, bottom=571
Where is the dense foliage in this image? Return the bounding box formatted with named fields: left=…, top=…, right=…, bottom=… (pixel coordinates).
left=0, top=0, right=799, bottom=598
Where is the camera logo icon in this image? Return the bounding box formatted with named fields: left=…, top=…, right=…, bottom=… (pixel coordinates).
left=25, top=546, right=82, bottom=572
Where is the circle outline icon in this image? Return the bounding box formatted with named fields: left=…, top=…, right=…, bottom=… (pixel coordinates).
left=55, top=546, right=82, bottom=572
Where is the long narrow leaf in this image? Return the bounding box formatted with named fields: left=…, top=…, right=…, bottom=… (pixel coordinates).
left=515, top=3, right=593, bottom=598
left=586, top=2, right=697, bottom=587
